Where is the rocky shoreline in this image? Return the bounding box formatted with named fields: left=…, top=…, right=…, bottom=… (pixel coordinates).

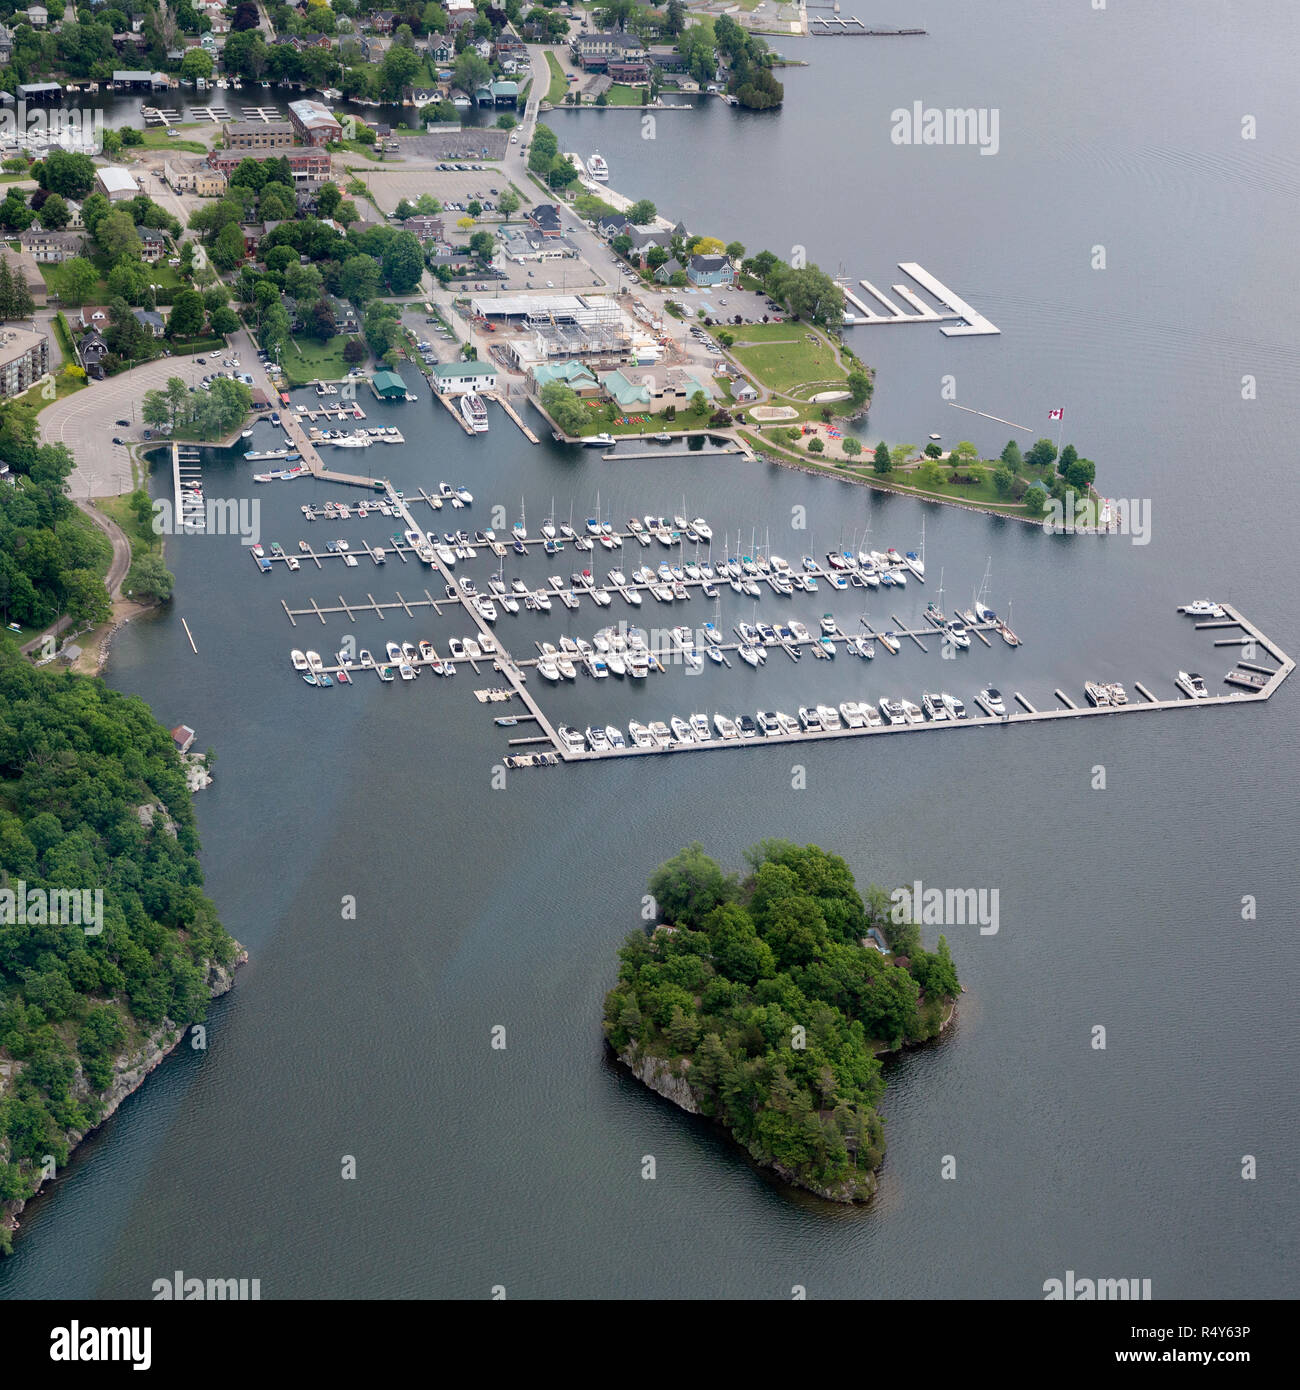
left=0, top=947, right=246, bottom=1248
left=614, top=998, right=958, bottom=1205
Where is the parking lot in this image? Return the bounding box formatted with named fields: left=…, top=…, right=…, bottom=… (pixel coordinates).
left=362, top=167, right=517, bottom=218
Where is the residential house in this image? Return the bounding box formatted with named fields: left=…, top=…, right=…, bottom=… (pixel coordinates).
left=77, top=306, right=112, bottom=333
left=240, top=222, right=266, bottom=256
left=77, top=328, right=108, bottom=377
left=19, top=228, right=87, bottom=264
left=139, top=228, right=167, bottom=264
left=652, top=256, right=683, bottom=284
left=25, top=6, right=48, bottom=27
left=426, top=33, right=453, bottom=64
left=133, top=307, right=165, bottom=338
left=687, top=253, right=735, bottom=287
left=369, top=10, right=396, bottom=33
left=597, top=212, right=630, bottom=240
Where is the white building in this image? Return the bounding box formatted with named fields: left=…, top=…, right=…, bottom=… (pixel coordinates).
left=95, top=166, right=140, bottom=201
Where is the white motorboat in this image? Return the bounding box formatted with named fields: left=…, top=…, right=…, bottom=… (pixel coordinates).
left=689, top=713, right=712, bottom=741
left=1184, top=599, right=1225, bottom=618
left=1175, top=670, right=1210, bottom=699
left=713, top=713, right=739, bottom=740
left=941, top=692, right=967, bottom=719
left=290, top=649, right=308, bottom=671
left=982, top=687, right=1008, bottom=715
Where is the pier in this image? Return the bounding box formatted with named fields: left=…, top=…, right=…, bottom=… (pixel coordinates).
left=841, top=264, right=999, bottom=336
left=262, top=494, right=1291, bottom=765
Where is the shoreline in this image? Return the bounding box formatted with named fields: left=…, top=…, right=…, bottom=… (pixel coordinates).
left=612, top=995, right=958, bottom=1205
left=0, top=949, right=246, bottom=1252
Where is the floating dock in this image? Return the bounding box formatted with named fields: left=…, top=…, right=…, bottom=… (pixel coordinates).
left=843, top=264, right=999, bottom=337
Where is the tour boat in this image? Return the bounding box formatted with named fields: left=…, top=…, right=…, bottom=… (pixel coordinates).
left=459, top=394, right=489, bottom=433
left=588, top=151, right=609, bottom=182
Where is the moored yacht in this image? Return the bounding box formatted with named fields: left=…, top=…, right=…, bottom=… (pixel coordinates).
left=1175, top=670, right=1209, bottom=699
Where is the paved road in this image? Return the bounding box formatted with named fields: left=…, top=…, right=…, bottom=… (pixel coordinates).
left=19, top=501, right=132, bottom=656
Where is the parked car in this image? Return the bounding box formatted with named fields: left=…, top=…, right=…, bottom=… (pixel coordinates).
left=115, top=418, right=130, bottom=426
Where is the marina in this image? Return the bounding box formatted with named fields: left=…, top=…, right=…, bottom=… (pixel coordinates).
left=256, top=491, right=1290, bottom=763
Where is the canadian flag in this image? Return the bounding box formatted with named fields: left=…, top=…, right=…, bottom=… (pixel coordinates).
left=1048, top=408, right=1064, bottom=420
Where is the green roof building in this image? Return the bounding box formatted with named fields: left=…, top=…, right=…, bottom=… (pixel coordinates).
left=371, top=369, right=408, bottom=398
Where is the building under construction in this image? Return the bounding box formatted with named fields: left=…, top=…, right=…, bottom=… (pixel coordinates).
left=470, top=295, right=659, bottom=371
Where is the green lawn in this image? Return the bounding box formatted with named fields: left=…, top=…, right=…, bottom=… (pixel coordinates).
left=280, top=336, right=352, bottom=387
left=98, top=493, right=163, bottom=565
left=40, top=261, right=107, bottom=303
left=545, top=51, right=568, bottom=105
left=731, top=327, right=848, bottom=395
left=603, top=84, right=648, bottom=106
left=134, top=128, right=208, bottom=154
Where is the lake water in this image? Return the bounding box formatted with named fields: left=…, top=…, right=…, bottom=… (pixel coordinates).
left=3, top=0, right=1298, bottom=1299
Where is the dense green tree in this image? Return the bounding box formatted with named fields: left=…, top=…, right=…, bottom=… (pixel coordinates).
left=872, top=441, right=892, bottom=474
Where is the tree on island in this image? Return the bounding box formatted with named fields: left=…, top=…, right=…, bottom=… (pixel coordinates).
left=603, top=842, right=960, bottom=1203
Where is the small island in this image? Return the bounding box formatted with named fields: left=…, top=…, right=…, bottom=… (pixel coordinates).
left=603, top=842, right=960, bottom=1203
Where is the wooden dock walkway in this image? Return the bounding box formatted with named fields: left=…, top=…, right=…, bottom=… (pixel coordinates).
left=487, top=392, right=539, bottom=444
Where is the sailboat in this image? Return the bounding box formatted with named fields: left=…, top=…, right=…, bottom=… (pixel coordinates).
left=513, top=497, right=527, bottom=543
left=585, top=491, right=602, bottom=536
left=541, top=497, right=556, bottom=541
left=925, top=567, right=947, bottom=627
left=904, top=516, right=926, bottom=579
left=974, top=557, right=996, bottom=623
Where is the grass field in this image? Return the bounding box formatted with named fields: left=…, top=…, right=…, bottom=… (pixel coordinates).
left=545, top=51, right=568, bottom=105
left=603, top=84, right=647, bottom=106
left=280, top=336, right=352, bottom=387
left=731, top=326, right=847, bottom=395
left=98, top=493, right=164, bottom=566
left=134, top=128, right=208, bottom=154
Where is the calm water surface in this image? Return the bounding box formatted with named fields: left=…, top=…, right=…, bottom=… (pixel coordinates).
left=3, top=0, right=1298, bottom=1299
